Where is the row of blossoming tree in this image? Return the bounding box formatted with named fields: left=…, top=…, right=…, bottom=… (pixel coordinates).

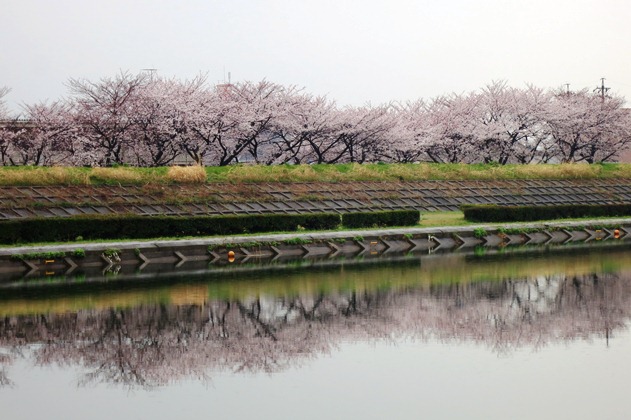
left=1, top=73, right=630, bottom=167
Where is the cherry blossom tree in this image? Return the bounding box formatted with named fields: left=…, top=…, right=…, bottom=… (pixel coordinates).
left=384, top=100, right=432, bottom=163
left=335, top=104, right=398, bottom=163
left=185, top=81, right=291, bottom=166
left=276, top=103, right=397, bottom=164
left=507, top=85, right=556, bottom=164
left=68, top=72, right=148, bottom=166
left=545, top=89, right=631, bottom=163
left=423, top=93, right=481, bottom=163
left=285, top=100, right=347, bottom=164
left=473, top=81, right=553, bottom=164
left=257, top=93, right=334, bottom=164
left=0, top=123, right=18, bottom=166
left=9, top=101, right=76, bottom=166
left=182, top=85, right=237, bottom=165
left=129, top=75, right=206, bottom=166
left=235, top=81, right=300, bottom=165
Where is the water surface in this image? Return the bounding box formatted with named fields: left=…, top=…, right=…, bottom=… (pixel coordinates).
left=1, top=243, right=630, bottom=419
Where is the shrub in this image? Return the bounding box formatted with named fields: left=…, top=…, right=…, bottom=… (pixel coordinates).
left=473, top=227, right=487, bottom=239
left=10, top=251, right=67, bottom=260
left=0, top=211, right=423, bottom=244
left=72, top=248, right=86, bottom=258
left=462, top=204, right=631, bottom=223
left=342, top=210, right=420, bottom=229
left=283, top=237, right=312, bottom=245
left=0, top=213, right=341, bottom=244
left=103, top=248, right=121, bottom=258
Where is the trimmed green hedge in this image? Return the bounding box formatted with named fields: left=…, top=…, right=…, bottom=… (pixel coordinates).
left=0, top=213, right=341, bottom=244
left=0, top=209, right=422, bottom=244
left=462, top=204, right=631, bottom=223
left=342, top=210, right=420, bottom=228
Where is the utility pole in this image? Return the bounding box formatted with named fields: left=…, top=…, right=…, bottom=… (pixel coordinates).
left=594, top=77, right=610, bottom=102
left=141, top=68, right=158, bottom=80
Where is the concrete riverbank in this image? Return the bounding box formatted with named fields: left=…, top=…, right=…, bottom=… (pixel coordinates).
left=1, top=218, right=630, bottom=279
left=2, top=178, right=631, bottom=219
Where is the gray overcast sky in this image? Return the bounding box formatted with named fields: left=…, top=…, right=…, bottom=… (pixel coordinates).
left=1, top=0, right=630, bottom=112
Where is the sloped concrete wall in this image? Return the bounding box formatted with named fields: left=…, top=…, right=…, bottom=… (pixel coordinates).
left=1, top=179, right=630, bottom=219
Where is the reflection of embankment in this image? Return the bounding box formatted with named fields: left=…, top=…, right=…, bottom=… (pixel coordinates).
left=3, top=243, right=631, bottom=317
left=1, top=271, right=630, bottom=388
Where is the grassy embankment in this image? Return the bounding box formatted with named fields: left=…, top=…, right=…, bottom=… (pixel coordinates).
left=1, top=162, right=631, bottom=186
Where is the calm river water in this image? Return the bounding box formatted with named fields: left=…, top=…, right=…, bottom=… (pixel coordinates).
left=1, top=243, right=631, bottom=419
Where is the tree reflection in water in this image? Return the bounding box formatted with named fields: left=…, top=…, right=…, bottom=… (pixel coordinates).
left=0, top=271, right=629, bottom=388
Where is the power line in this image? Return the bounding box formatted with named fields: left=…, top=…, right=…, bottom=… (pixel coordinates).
left=607, top=79, right=631, bottom=89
